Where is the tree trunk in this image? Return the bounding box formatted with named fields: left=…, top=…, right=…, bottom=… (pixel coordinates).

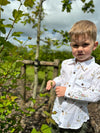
left=21, top=64, right=26, bottom=103
left=32, top=0, right=44, bottom=99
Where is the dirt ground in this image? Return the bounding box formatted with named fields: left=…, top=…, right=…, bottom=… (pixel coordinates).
left=88, top=102, right=100, bottom=133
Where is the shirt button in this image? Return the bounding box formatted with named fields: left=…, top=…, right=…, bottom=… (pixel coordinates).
left=62, top=110, right=64, bottom=115
left=68, top=93, right=70, bottom=96
left=73, top=72, right=76, bottom=74
left=81, top=83, right=84, bottom=86
left=64, top=97, right=67, bottom=101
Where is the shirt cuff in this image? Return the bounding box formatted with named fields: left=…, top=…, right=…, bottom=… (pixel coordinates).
left=65, top=87, right=71, bottom=98
left=53, top=79, right=61, bottom=89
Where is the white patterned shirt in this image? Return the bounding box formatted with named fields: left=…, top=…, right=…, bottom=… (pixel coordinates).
left=52, top=57, right=100, bottom=129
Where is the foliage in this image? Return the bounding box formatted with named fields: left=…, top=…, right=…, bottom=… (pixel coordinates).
left=61, top=0, right=95, bottom=13
left=0, top=94, right=23, bottom=133
left=38, top=45, right=73, bottom=61
left=0, top=0, right=10, bottom=6
left=92, top=45, right=100, bottom=64
left=0, top=60, right=23, bottom=132
left=31, top=124, right=52, bottom=133
left=0, top=59, right=36, bottom=133
left=81, top=0, right=95, bottom=13
left=61, top=0, right=72, bottom=12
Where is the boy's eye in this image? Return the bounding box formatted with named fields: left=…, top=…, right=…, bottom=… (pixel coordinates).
left=72, top=44, right=79, bottom=48
left=82, top=43, right=89, bottom=47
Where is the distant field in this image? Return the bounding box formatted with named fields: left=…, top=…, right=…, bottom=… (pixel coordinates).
left=26, top=65, right=54, bottom=84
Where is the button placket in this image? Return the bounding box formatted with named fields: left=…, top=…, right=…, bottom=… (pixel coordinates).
left=70, top=66, right=77, bottom=85
left=67, top=67, right=77, bottom=97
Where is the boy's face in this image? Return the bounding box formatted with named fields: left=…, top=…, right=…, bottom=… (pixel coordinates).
left=70, top=34, right=98, bottom=62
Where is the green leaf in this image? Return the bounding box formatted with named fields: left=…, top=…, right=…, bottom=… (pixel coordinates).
left=44, top=28, right=48, bottom=31
left=0, top=0, right=10, bottom=6
left=0, top=114, right=5, bottom=120
left=31, top=128, right=37, bottom=133
left=12, top=32, right=23, bottom=37
left=31, top=128, right=40, bottom=133
left=0, top=36, right=6, bottom=46
left=24, top=0, right=36, bottom=8
left=0, top=19, right=6, bottom=34
left=9, top=18, right=14, bottom=21
left=10, top=128, right=15, bottom=133
left=28, top=36, right=32, bottom=40
left=12, top=9, right=23, bottom=23
left=81, top=0, right=86, bottom=2
left=0, top=19, right=5, bottom=23
left=61, top=0, right=72, bottom=12
left=43, top=111, right=51, bottom=117
left=0, top=6, right=4, bottom=12
left=26, top=107, right=35, bottom=113
left=40, top=124, right=52, bottom=133
left=29, top=98, right=36, bottom=104
left=0, top=103, right=3, bottom=107
left=0, top=26, right=6, bottom=34
left=89, top=8, right=94, bottom=13
left=3, top=24, right=13, bottom=28
left=46, top=118, right=56, bottom=125
left=13, top=37, right=23, bottom=44
left=39, top=93, right=50, bottom=97
left=10, top=96, right=18, bottom=102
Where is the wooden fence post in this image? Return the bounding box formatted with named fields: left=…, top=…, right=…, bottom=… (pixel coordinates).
left=21, top=64, right=26, bottom=103
left=48, top=59, right=60, bottom=111
left=17, top=59, right=60, bottom=106
left=53, top=59, right=60, bottom=78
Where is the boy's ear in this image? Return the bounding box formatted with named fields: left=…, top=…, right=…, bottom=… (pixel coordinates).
left=93, top=41, right=98, bottom=50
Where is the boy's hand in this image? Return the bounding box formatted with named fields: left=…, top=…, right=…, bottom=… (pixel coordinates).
left=55, top=86, right=66, bottom=97
left=46, top=80, right=56, bottom=90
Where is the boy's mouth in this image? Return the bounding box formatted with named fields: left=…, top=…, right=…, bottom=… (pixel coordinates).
left=77, top=54, right=84, bottom=56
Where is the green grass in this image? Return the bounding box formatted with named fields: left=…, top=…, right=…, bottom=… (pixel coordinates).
left=26, top=66, right=54, bottom=84
left=26, top=66, right=34, bottom=82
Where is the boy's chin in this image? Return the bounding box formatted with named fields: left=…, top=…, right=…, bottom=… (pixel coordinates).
left=76, top=56, right=92, bottom=62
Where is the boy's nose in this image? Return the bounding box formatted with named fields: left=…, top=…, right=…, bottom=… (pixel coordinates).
left=78, top=46, right=83, bottom=51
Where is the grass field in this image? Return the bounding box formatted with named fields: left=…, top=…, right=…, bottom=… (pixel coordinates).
left=26, top=65, right=54, bottom=84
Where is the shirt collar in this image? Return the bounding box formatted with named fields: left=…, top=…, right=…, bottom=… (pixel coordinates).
left=67, top=57, right=95, bottom=71
left=67, top=58, right=76, bottom=65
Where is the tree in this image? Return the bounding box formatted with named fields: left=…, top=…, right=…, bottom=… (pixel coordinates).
left=33, top=0, right=45, bottom=99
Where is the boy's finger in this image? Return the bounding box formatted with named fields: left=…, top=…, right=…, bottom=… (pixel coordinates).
left=46, top=85, right=51, bottom=90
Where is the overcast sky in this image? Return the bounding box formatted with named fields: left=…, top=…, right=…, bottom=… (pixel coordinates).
left=1, top=0, right=100, bottom=51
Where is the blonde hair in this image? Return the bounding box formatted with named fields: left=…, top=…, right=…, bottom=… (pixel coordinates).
left=69, top=20, right=97, bottom=42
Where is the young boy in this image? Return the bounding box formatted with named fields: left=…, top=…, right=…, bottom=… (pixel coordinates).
left=46, top=20, right=100, bottom=133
